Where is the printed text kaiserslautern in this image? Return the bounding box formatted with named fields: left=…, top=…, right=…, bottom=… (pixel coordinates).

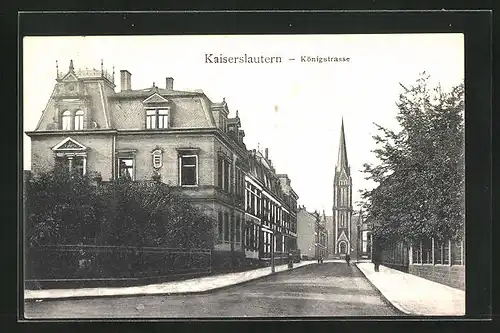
left=205, top=54, right=282, bottom=64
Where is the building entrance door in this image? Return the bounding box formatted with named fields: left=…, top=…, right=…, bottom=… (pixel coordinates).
left=339, top=242, right=347, bottom=254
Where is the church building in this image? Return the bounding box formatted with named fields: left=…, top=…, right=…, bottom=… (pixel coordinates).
left=326, top=119, right=371, bottom=259
left=332, top=119, right=353, bottom=257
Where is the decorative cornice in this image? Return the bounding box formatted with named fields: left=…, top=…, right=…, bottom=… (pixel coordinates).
left=26, top=129, right=118, bottom=137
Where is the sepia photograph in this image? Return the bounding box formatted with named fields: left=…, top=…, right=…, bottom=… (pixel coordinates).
left=22, top=33, right=465, bottom=318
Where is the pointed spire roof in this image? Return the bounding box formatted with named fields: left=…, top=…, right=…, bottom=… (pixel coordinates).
left=336, top=117, right=349, bottom=174
left=69, top=59, right=74, bottom=72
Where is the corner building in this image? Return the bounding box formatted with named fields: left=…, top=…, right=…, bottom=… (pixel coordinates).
left=27, top=61, right=250, bottom=256
left=26, top=60, right=298, bottom=264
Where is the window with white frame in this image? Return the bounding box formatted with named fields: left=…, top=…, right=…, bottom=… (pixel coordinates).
left=146, top=108, right=170, bottom=129
left=179, top=155, right=198, bottom=186
left=62, top=110, right=71, bottom=130
left=74, top=110, right=84, bottom=130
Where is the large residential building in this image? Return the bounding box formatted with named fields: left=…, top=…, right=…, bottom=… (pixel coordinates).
left=244, top=148, right=299, bottom=265
left=25, top=60, right=298, bottom=265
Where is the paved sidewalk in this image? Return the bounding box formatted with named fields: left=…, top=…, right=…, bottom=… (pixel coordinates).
left=355, top=262, right=465, bottom=316
left=25, top=260, right=320, bottom=301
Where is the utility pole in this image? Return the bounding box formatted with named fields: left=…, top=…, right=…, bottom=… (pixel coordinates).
left=357, top=225, right=360, bottom=263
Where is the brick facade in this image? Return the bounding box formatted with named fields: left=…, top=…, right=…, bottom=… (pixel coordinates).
left=409, top=264, right=465, bottom=290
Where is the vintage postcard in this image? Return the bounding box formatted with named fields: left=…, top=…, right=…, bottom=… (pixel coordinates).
left=23, top=33, right=465, bottom=318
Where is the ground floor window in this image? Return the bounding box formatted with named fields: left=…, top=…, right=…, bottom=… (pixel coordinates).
left=118, top=158, right=134, bottom=180
left=55, top=155, right=87, bottom=176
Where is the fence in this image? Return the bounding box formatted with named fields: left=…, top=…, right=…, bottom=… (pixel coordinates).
left=379, top=238, right=465, bottom=290
left=410, top=238, right=464, bottom=266
left=380, top=241, right=410, bottom=272
left=25, top=244, right=212, bottom=288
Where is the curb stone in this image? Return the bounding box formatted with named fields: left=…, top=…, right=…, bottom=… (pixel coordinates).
left=354, top=263, right=411, bottom=316
left=25, top=261, right=317, bottom=302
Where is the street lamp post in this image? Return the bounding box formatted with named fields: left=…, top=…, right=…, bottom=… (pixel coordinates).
left=370, top=232, right=373, bottom=261
left=271, top=232, right=275, bottom=273
left=357, top=226, right=360, bottom=263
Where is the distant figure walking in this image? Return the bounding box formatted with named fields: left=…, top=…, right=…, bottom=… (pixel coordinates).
left=372, top=254, right=380, bottom=272
left=345, top=253, right=350, bottom=266
left=372, top=239, right=381, bottom=272
left=320, top=255, right=324, bottom=264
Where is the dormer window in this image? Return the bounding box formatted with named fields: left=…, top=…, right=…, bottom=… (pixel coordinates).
left=75, top=110, right=84, bottom=130
left=146, top=108, right=170, bottom=129
left=220, top=116, right=227, bottom=132
left=61, top=109, right=85, bottom=130
left=62, top=110, right=71, bottom=130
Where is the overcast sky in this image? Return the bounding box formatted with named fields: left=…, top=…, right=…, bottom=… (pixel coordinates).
left=23, top=34, right=464, bottom=213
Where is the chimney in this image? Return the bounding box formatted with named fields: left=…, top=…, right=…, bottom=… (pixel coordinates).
left=166, top=77, right=174, bottom=90
left=265, top=148, right=269, bottom=159
left=120, top=70, right=132, bottom=91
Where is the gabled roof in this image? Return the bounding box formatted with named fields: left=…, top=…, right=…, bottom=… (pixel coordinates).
left=142, top=93, right=170, bottom=104
left=52, top=137, right=87, bottom=151
left=338, top=231, right=349, bottom=242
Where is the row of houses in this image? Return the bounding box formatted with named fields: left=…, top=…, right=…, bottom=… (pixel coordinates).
left=26, top=60, right=298, bottom=266
left=296, top=207, right=329, bottom=260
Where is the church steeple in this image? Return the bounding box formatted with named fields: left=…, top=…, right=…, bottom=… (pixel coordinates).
left=332, top=118, right=353, bottom=257
left=336, top=117, right=349, bottom=175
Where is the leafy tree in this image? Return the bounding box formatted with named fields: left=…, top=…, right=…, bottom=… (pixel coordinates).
left=361, top=73, right=464, bottom=245
left=25, top=165, right=104, bottom=247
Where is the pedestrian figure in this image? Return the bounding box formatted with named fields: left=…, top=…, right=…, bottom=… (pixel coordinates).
left=320, top=255, right=324, bottom=264
left=345, top=253, right=350, bottom=266
left=372, top=240, right=381, bottom=272
left=373, top=255, right=380, bottom=272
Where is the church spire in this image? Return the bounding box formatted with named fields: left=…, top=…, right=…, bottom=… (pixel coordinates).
left=336, top=117, right=349, bottom=174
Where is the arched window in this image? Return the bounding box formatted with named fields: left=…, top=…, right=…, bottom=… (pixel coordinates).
left=62, top=110, right=71, bottom=130
left=75, top=110, right=84, bottom=130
